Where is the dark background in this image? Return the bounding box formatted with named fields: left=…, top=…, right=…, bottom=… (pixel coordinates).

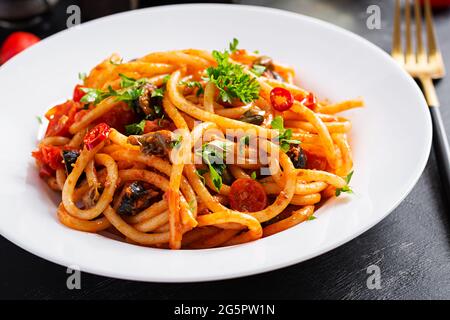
left=1, top=0, right=450, bottom=299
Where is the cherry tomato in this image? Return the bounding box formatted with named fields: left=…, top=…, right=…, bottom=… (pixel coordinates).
left=32, top=145, right=64, bottom=171
left=304, top=150, right=327, bottom=171
left=229, top=178, right=268, bottom=212
left=303, top=93, right=317, bottom=110
left=45, top=100, right=81, bottom=137
left=73, top=84, right=86, bottom=102
left=95, top=102, right=137, bottom=133
left=83, top=123, right=111, bottom=150
left=270, top=87, right=294, bottom=111
left=421, top=0, right=450, bottom=7
left=0, top=32, right=40, bottom=64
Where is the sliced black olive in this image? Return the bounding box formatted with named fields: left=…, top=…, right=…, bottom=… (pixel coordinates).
left=130, top=130, right=173, bottom=156
left=286, top=144, right=307, bottom=169
left=62, top=150, right=80, bottom=174
left=239, top=110, right=264, bottom=125
left=117, top=181, right=159, bottom=216
left=137, top=84, right=164, bottom=120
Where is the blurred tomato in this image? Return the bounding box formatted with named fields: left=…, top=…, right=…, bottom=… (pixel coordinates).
left=0, top=32, right=40, bottom=64
left=422, top=0, right=450, bottom=7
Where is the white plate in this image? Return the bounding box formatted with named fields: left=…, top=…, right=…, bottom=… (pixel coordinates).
left=0, top=4, right=431, bottom=282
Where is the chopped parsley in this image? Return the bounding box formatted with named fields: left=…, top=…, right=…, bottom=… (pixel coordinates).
left=196, top=141, right=232, bottom=191
left=36, top=116, right=43, bottom=124
left=205, top=50, right=260, bottom=104
left=162, top=74, right=171, bottom=84
left=250, top=171, right=257, bottom=180
left=307, top=216, right=316, bottom=221
left=169, top=135, right=183, bottom=149
left=151, top=87, right=165, bottom=98
left=229, top=38, right=239, bottom=53
left=196, top=169, right=208, bottom=185
left=78, top=72, right=87, bottom=81
left=125, top=119, right=146, bottom=135
left=80, top=74, right=149, bottom=106
left=335, top=171, right=354, bottom=197
left=270, top=116, right=301, bottom=152
left=80, top=87, right=112, bottom=105
left=180, top=80, right=204, bottom=96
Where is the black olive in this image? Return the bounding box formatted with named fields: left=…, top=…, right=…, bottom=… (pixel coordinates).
left=117, top=181, right=159, bottom=216
left=286, top=144, right=307, bottom=169
left=62, top=150, right=80, bottom=175
left=138, top=130, right=173, bottom=156
left=239, top=110, right=264, bottom=125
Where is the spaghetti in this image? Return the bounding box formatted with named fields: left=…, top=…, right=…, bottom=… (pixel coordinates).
left=32, top=40, right=362, bottom=249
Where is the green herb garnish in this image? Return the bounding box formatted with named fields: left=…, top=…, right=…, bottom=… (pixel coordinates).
left=196, top=141, right=232, bottom=191
left=205, top=50, right=260, bottom=104
left=151, top=87, right=165, bottom=98
left=250, top=171, right=257, bottom=180
left=125, top=119, right=146, bottom=135
left=229, top=38, right=239, bottom=53
left=78, top=72, right=87, bottom=81
left=270, top=116, right=301, bottom=152
left=36, top=116, right=43, bottom=124
left=180, top=80, right=204, bottom=96
left=335, top=171, right=354, bottom=196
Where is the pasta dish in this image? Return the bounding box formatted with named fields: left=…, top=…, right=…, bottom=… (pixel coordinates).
left=32, top=39, right=362, bottom=249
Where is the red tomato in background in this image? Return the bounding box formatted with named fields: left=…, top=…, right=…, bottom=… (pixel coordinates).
left=0, top=32, right=40, bottom=64
left=423, top=0, right=450, bottom=7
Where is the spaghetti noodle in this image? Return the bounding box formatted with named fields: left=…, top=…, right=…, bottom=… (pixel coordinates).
left=32, top=40, right=362, bottom=249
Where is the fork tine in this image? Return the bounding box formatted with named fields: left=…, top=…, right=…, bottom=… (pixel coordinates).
left=405, top=0, right=415, bottom=64
left=414, top=0, right=426, bottom=64
left=392, top=0, right=404, bottom=63
left=424, top=0, right=438, bottom=58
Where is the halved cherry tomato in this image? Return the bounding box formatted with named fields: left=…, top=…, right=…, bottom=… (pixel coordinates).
left=45, top=100, right=81, bottom=137
left=294, top=92, right=317, bottom=110
left=229, top=178, right=268, bottom=212
left=270, top=87, right=294, bottom=111
left=0, top=32, right=40, bottom=64
left=73, top=84, right=86, bottom=102
left=303, top=93, right=317, bottom=110
left=32, top=145, right=64, bottom=171
left=304, top=150, right=327, bottom=171
left=83, top=123, right=111, bottom=150
left=95, top=102, right=136, bottom=133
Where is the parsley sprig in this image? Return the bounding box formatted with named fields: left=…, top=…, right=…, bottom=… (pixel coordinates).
left=125, top=119, right=146, bottom=135
left=204, top=43, right=260, bottom=104
left=180, top=80, right=204, bottom=96
left=196, top=141, right=232, bottom=191
left=80, top=74, right=150, bottom=106
left=270, top=116, right=301, bottom=152
left=335, top=171, right=354, bottom=196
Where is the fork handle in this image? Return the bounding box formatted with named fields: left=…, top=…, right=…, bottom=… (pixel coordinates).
left=430, top=106, right=450, bottom=196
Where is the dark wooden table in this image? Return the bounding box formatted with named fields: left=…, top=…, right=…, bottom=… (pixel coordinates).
left=1, top=0, right=450, bottom=300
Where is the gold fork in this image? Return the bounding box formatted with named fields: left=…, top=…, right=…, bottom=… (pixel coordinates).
left=392, top=0, right=450, bottom=194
